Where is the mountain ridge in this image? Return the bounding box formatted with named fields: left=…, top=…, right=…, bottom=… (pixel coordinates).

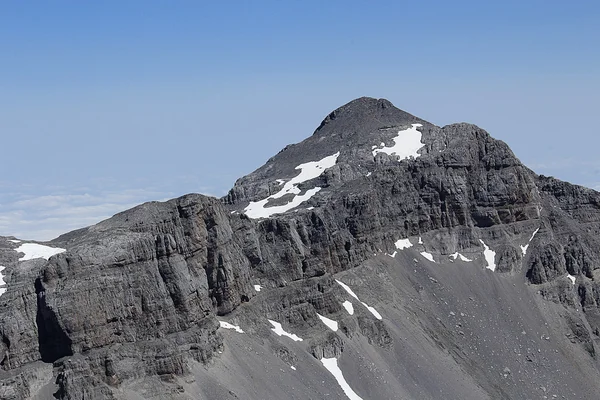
left=2, top=98, right=600, bottom=399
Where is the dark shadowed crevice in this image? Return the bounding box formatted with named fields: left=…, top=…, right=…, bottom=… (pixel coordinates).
left=0, top=333, right=10, bottom=368
left=35, top=278, right=73, bottom=363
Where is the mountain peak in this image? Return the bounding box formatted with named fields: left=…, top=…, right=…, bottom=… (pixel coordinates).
left=313, top=97, right=422, bottom=136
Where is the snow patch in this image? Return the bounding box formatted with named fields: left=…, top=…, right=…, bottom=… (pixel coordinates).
left=363, top=305, right=382, bottom=320
left=8, top=239, right=20, bottom=243
left=394, top=238, right=413, bottom=250
left=244, top=152, right=340, bottom=218
left=529, top=228, right=540, bottom=242
left=386, top=251, right=397, bottom=258
left=335, top=280, right=382, bottom=320
left=245, top=188, right=321, bottom=219
left=219, top=321, right=244, bottom=333
left=458, top=253, right=472, bottom=262
left=268, top=320, right=303, bottom=341
left=342, top=300, right=354, bottom=315
left=366, top=172, right=372, bottom=177
left=276, top=179, right=286, bottom=185
left=567, top=274, right=576, bottom=285
left=479, top=240, right=497, bottom=271
left=520, top=244, right=529, bottom=256
left=372, top=124, right=424, bottom=161
left=254, top=284, right=262, bottom=292
left=321, top=357, right=364, bottom=400
left=290, top=365, right=296, bottom=370
left=420, top=251, right=435, bottom=263
left=307, top=206, right=315, bottom=210
left=16, top=243, right=66, bottom=261
left=336, top=280, right=360, bottom=301
left=317, top=313, right=339, bottom=331
left=418, top=237, right=423, bottom=244
left=450, top=252, right=472, bottom=262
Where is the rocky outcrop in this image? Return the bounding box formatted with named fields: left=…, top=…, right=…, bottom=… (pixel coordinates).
left=1, top=195, right=253, bottom=397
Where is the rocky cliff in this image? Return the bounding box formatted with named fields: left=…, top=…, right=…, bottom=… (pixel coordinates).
left=2, top=97, right=600, bottom=399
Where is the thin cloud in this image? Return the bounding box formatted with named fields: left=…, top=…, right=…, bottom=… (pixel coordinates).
left=0, top=187, right=181, bottom=241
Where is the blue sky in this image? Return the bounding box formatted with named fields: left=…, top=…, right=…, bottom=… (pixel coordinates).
left=1, top=1, right=599, bottom=240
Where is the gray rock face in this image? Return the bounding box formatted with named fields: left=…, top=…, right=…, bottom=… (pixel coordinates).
left=2, top=97, right=600, bottom=399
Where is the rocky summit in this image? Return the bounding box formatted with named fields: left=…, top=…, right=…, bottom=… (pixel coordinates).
left=2, top=97, right=600, bottom=399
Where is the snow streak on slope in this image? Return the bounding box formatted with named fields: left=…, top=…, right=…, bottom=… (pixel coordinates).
left=268, top=320, right=303, bottom=341
left=317, top=313, right=339, bottom=331
left=372, top=124, right=424, bottom=160
left=16, top=243, right=66, bottom=261
left=567, top=274, right=576, bottom=285
left=479, top=240, right=496, bottom=271
left=336, top=280, right=382, bottom=320
left=219, top=321, right=244, bottom=333
left=321, top=357, right=364, bottom=400
left=520, top=228, right=540, bottom=255
left=244, top=152, right=340, bottom=218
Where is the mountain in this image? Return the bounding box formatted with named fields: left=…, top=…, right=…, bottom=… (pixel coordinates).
left=2, top=97, right=600, bottom=399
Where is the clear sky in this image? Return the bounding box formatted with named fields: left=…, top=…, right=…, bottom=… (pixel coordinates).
left=1, top=1, right=599, bottom=240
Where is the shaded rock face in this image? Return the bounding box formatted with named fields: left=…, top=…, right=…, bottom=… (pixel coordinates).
left=2, top=97, right=600, bottom=399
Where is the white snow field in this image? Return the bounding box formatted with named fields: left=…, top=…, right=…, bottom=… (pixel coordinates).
left=335, top=279, right=382, bottom=320
left=320, top=357, right=364, bottom=400
left=218, top=321, right=244, bottom=333
left=268, top=319, right=303, bottom=341
left=317, top=313, right=339, bottom=331
left=244, top=152, right=340, bottom=218
left=15, top=243, right=66, bottom=261
left=372, top=124, right=424, bottom=160
left=479, top=240, right=497, bottom=271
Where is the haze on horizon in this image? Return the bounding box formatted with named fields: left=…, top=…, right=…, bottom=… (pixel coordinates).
left=1, top=1, right=598, bottom=241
